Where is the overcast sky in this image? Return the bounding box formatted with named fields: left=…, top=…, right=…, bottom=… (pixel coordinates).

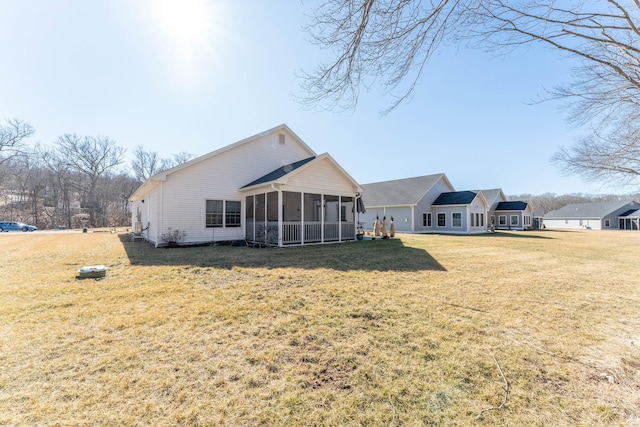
left=0, top=0, right=621, bottom=196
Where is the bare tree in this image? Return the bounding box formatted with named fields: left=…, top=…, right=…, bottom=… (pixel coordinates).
left=171, top=151, right=196, bottom=167
left=302, top=1, right=640, bottom=116
left=131, top=146, right=196, bottom=182
left=552, top=121, right=640, bottom=188
left=0, top=119, right=35, bottom=165
left=131, top=145, right=170, bottom=182
left=301, top=1, right=640, bottom=185
left=54, top=134, right=126, bottom=227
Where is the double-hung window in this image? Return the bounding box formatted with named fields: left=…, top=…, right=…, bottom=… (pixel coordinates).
left=207, top=200, right=241, bottom=228
left=452, top=212, right=462, bottom=228
left=423, top=212, right=432, bottom=227
left=437, top=213, right=446, bottom=227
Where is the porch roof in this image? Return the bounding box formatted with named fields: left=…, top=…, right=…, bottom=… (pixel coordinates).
left=241, top=156, right=316, bottom=189
left=619, top=208, right=640, bottom=218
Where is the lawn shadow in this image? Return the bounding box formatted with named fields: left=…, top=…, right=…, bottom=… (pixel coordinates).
left=118, top=235, right=446, bottom=272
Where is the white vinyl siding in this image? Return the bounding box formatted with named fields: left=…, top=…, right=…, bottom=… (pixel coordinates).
left=152, top=129, right=314, bottom=244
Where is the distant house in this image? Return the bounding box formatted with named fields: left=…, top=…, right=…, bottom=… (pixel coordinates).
left=493, top=201, right=534, bottom=230
left=431, top=191, right=489, bottom=234
left=360, top=174, right=455, bottom=233
left=543, top=201, right=640, bottom=230
left=129, top=124, right=364, bottom=247
left=360, top=174, right=491, bottom=235
left=480, top=188, right=534, bottom=230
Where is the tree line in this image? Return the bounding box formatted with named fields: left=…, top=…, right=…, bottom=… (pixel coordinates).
left=0, top=119, right=193, bottom=230
left=3, top=118, right=638, bottom=231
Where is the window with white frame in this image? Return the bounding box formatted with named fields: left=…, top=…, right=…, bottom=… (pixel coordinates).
left=470, top=213, right=475, bottom=227
left=225, top=201, right=242, bottom=227
left=452, top=212, right=462, bottom=227
left=498, top=215, right=507, bottom=226
left=206, top=199, right=241, bottom=228
left=510, top=215, right=519, bottom=226
left=437, top=213, right=446, bottom=227
left=604, top=219, right=611, bottom=227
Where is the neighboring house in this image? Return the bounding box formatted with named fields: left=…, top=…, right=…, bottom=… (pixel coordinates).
left=479, top=188, right=534, bottom=230
left=431, top=191, right=489, bottom=234
left=129, top=124, right=364, bottom=247
left=543, top=201, right=640, bottom=230
left=359, top=174, right=455, bottom=233
left=493, top=201, right=534, bottom=230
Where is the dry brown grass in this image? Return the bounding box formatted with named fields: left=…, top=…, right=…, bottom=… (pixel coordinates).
left=1, top=229, right=639, bottom=426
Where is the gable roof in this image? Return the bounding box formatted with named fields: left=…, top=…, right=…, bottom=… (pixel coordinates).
left=478, top=189, right=505, bottom=205
left=241, top=156, right=315, bottom=188
left=544, top=201, right=637, bottom=219
left=433, top=191, right=478, bottom=206
left=130, top=124, right=317, bottom=202
left=496, top=201, right=529, bottom=211
left=361, top=173, right=453, bottom=206
left=239, top=153, right=363, bottom=193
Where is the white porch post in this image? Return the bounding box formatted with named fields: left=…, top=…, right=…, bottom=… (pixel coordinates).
left=338, top=196, right=342, bottom=242
left=277, top=190, right=283, bottom=247
left=301, top=192, right=305, bottom=245
left=321, top=194, right=325, bottom=243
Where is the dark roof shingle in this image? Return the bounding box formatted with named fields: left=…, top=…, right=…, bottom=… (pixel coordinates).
left=432, top=191, right=477, bottom=206
left=496, top=201, right=528, bottom=211
left=241, top=156, right=315, bottom=188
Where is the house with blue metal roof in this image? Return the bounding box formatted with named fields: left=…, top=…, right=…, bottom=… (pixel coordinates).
left=361, top=175, right=534, bottom=234
left=129, top=124, right=364, bottom=247
left=431, top=191, right=489, bottom=234
left=543, top=201, right=640, bottom=230
left=493, top=201, right=534, bottom=230
left=479, top=188, right=534, bottom=230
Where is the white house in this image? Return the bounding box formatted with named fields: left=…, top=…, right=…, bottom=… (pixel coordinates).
left=479, top=188, right=534, bottom=230
left=129, top=124, right=364, bottom=247
left=430, top=190, right=489, bottom=234
left=360, top=174, right=455, bottom=233
left=544, top=201, right=640, bottom=230
left=360, top=174, right=491, bottom=235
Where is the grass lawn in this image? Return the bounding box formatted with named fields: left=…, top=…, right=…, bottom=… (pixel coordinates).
left=1, top=229, right=639, bottom=426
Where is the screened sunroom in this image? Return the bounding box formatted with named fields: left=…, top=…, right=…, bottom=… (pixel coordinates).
left=244, top=191, right=357, bottom=246
left=239, top=154, right=364, bottom=247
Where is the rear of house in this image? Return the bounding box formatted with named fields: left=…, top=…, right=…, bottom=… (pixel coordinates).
left=493, top=201, right=533, bottom=230
left=129, top=125, right=364, bottom=247
left=431, top=191, right=488, bottom=234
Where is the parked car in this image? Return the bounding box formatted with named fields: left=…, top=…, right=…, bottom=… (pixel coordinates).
left=0, top=221, right=38, bottom=232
